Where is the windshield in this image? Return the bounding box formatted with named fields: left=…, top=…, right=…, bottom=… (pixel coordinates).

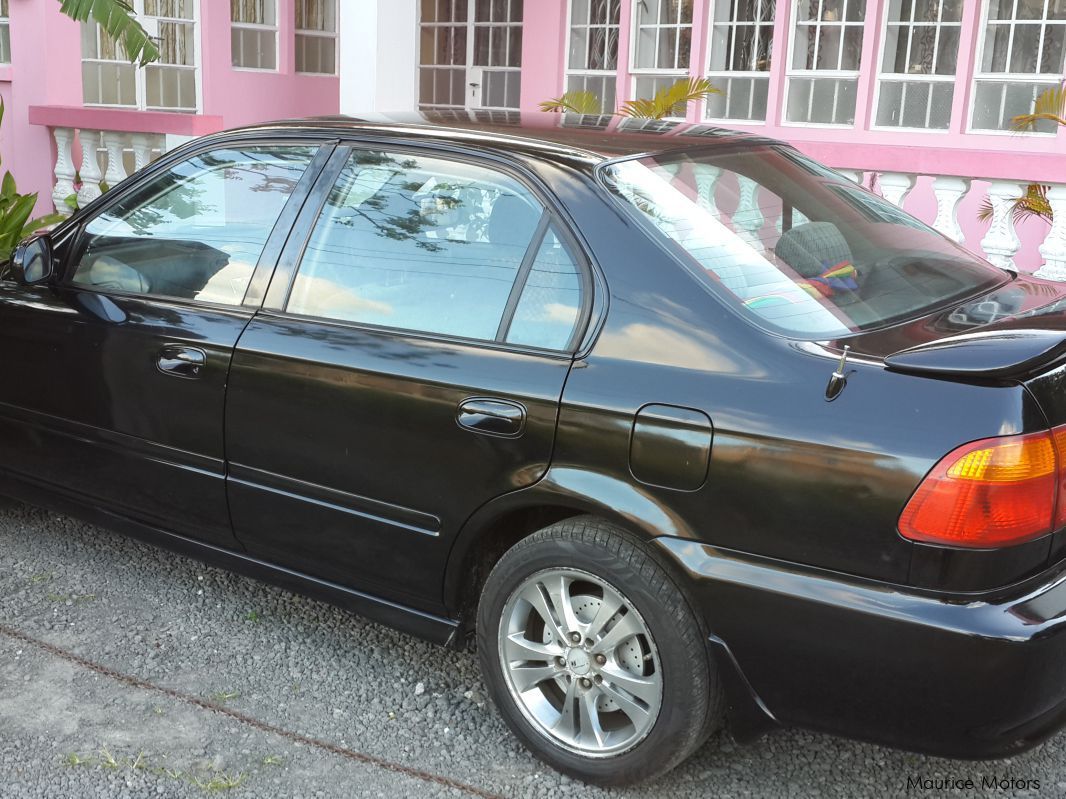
left=599, top=146, right=1008, bottom=339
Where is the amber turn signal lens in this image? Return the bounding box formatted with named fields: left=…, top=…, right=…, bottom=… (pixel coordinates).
left=899, top=430, right=1062, bottom=549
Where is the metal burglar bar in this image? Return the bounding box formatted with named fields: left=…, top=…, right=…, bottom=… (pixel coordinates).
left=786, top=0, right=868, bottom=125
left=418, top=0, right=524, bottom=111
left=972, top=0, right=1066, bottom=132
left=875, top=0, right=963, bottom=130
left=631, top=0, right=695, bottom=110
left=566, top=0, right=622, bottom=114
left=705, top=0, right=777, bottom=121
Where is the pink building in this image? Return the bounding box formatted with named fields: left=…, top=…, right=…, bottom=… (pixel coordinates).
left=3, top=1, right=1065, bottom=276
left=0, top=0, right=338, bottom=217
left=340, top=0, right=1066, bottom=276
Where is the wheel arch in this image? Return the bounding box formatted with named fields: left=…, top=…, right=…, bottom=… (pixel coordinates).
left=442, top=467, right=703, bottom=631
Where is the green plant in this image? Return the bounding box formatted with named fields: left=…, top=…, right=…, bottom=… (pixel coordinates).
left=979, top=84, right=1066, bottom=225
left=978, top=183, right=1052, bottom=225
left=0, top=100, right=66, bottom=263
left=57, top=0, right=159, bottom=66
left=619, top=78, right=721, bottom=119
left=538, top=90, right=602, bottom=115
left=540, top=77, right=721, bottom=120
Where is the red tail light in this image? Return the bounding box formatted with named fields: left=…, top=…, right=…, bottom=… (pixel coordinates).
left=899, top=425, right=1066, bottom=549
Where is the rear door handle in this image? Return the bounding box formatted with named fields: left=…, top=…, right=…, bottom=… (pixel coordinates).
left=157, top=345, right=206, bottom=378
left=457, top=398, right=526, bottom=438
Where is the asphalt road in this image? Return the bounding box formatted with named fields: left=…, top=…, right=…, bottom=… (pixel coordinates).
left=0, top=499, right=1063, bottom=798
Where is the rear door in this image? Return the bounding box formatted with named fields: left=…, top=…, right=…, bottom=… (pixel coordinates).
left=225, top=144, right=590, bottom=612
left=0, top=141, right=326, bottom=547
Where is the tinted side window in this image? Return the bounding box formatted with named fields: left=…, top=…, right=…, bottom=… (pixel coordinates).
left=286, top=149, right=546, bottom=342
left=505, top=225, right=584, bottom=350
left=71, top=146, right=317, bottom=305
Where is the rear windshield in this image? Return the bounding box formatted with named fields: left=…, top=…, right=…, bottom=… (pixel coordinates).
left=599, top=146, right=1007, bottom=339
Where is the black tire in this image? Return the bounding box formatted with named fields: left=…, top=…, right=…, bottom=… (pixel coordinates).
left=476, top=516, right=722, bottom=786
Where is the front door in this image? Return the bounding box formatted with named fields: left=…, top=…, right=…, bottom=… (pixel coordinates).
left=225, top=143, right=589, bottom=613
left=0, top=142, right=322, bottom=547
left=418, top=0, right=524, bottom=111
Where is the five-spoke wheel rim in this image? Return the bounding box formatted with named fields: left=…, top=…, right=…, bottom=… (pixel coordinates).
left=497, top=567, right=663, bottom=757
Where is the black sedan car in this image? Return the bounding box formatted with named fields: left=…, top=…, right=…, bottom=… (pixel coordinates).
left=5, top=113, right=1066, bottom=786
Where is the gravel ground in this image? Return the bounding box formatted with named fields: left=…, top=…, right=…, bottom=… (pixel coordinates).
left=0, top=500, right=1064, bottom=798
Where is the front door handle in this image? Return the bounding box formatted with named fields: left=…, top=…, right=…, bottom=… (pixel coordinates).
left=457, top=398, right=526, bottom=438
left=157, top=345, right=206, bottom=378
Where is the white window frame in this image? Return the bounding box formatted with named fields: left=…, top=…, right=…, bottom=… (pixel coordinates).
left=968, top=0, right=1066, bottom=136
left=81, top=0, right=202, bottom=114
left=563, top=0, right=621, bottom=115
left=231, top=0, right=278, bottom=72
left=295, top=0, right=337, bottom=75
left=417, top=0, right=523, bottom=112
left=0, top=0, right=10, bottom=65
left=703, top=0, right=777, bottom=123
left=783, top=0, right=867, bottom=129
left=870, top=0, right=963, bottom=134
left=628, top=0, right=695, bottom=119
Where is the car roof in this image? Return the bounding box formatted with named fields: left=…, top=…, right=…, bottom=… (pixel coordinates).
left=226, top=111, right=784, bottom=170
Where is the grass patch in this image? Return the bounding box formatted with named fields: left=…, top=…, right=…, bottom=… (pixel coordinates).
left=59, top=748, right=249, bottom=794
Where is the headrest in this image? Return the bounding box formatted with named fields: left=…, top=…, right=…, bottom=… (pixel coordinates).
left=776, top=221, right=853, bottom=278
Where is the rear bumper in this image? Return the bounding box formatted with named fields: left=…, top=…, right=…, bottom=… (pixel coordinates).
left=654, top=537, right=1066, bottom=759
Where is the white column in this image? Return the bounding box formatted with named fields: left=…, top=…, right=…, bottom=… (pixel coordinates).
left=102, top=131, right=128, bottom=189
left=931, top=176, right=971, bottom=243
left=693, top=164, right=722, bottom=212
left=339, top=1, right=418, bottom=114
left=733, top=175, right=765, bottom=249
left=130, top=133, right=155, bottom=173
left=1035, top=185, right=1066, bottom=281
left=51, top=127, right=77, bottom=215
left=837, top=169, right=863, bottom=184
left=878, top=172, right=915, bottom=208
left=980, top=181, right=1025, bottom=270
left=76, top=130, right=104, bottom=207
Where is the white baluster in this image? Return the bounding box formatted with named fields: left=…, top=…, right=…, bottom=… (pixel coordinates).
left=102, top=131, right=128, bottom=189
left=50, top=127, right=77, bottom=215
left=837, top=169, right=862, bottom=184
left=932, top=176, right=971, bottom=243
left=130, top=133, right=154, bottom=172
left=980, top=181, right=1025, bottom=270
left=733, top=175, right=765, bottom=249
left=878, top=172, right=915, bottom=208
left=1035, top=185, right=1066, bottom=281
left=76, top=130, right=104, bottom=207
left=693, top=163, right=722, bottom=212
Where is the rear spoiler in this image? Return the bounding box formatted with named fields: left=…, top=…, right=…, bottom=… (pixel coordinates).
left=884, top=329, right=1066, bottom=380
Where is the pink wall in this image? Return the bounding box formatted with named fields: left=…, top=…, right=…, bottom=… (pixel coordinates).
left=2, top=0, right=83, bottom=213
left=199, top=0, right=338, bottom=128
left=1, top=0, right=339, bottom=218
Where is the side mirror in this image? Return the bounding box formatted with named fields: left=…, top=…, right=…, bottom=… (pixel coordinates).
left=12, top=235, right=54, bottom=286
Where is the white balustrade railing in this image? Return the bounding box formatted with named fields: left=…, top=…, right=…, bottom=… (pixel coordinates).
left=690, top=164, right=1066, bottom=279
left=48, top=127, right=167, bottom=215
left=836, top=169, right=1065, bottom=278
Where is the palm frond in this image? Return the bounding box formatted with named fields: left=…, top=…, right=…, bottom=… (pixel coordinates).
left=977, top=183, right=1053, bottom=225
left=618, top=78, right=721, bottom=120
left=1011, top=84, right=1066, bottom=132
left=539, top=91, right=601, bottom=115
left=58, top=0, right=159, bottom=66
